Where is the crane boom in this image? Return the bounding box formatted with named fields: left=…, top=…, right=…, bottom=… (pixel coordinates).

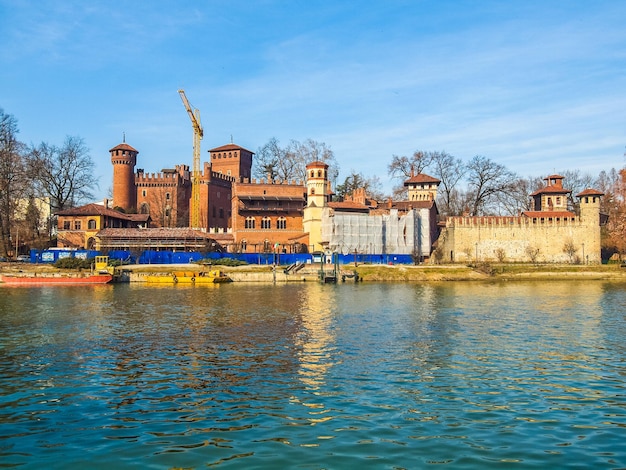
left=178, top=89, right=203, bottom=229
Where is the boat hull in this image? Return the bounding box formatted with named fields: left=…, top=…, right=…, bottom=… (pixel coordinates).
left=145, top=270, right=231, bottom=284
left=0, top=274, right=113, bottom=286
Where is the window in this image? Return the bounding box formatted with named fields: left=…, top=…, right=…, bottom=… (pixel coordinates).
left=88, top=219, right=97, bottom=230
left=63, top=220, right=70, bottom=230
left=74, top=221, right=81, bottom=230
left=556, top=197, right=561, bottom=205
left=261, top=217, right=271, bottom=229
left=142, top=189, right=147, bottom=197
left=245, top=217, right=255, bottom=229
left=166, top=192, right=171, bottom=200
left=277, top=217, right=287, bottom=229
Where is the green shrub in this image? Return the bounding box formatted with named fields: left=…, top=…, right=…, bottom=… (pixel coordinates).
left=53, top=257, right=93, bottom=270
left=198, top=258, right=248, bottom=266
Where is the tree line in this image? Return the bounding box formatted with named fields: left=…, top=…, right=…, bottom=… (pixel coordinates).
left=0, top=108, right=98, bottom=257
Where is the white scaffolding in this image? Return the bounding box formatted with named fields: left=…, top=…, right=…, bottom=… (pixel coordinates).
left=322, top=207, right=431, bottom=255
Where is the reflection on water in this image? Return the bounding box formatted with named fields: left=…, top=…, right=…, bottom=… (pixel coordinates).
left=0, top=281, right=625, bottom=469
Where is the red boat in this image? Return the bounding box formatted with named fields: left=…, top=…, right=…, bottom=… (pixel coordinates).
left=0, top=273, right=113, bottom=286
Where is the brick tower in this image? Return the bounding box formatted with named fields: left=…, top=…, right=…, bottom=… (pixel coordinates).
left=110, top=142, right=138, bottom=212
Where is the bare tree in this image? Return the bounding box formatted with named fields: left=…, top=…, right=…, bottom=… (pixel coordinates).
left=27, top=136, right=98, bottom=212
left=563, top=238, right=579, bottom=263
left=496, top=175, right=543, bottom=215
left=253, top=138, right=339, bottom=187
left=0, top=109, right=28, bottom=256
left=388, top=151, right=433, bottom=182
left=596, top=167, right=626, bottom=258
left=429, top=151, right=466, bottom=216
left=525, top=245, right=540, bottom=263
left=465, top=155, right=516, bottom=216
left=560, top=169, right=595, bottom=211
left=253, top=137, right=284, bottom=181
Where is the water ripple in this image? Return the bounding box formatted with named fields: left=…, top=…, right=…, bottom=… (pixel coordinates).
left=1, top=282, right=625, bottom=468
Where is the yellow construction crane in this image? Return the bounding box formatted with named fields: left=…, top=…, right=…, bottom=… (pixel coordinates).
left=178, top=89, right=203, bottom=229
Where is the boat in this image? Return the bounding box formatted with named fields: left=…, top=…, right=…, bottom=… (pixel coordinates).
left=145, top=269, right=231, bottom=284
left=0, top=255, right=116, bottom=286
left=0, top=273, right=113, bottom=286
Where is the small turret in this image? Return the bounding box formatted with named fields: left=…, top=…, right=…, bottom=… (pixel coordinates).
left=404, top=171, right=440, bottom=202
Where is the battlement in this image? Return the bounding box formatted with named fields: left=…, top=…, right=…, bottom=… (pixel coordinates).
left=136, top=164, right=191, bottom=185
left=208, top=170, right=236, bottom=183
left=446, top=214, right=579, bottom=228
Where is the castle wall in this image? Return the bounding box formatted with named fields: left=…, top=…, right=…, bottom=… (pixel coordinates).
left=200, top=162, right=234, bottom=232
left=437, top=214, right=601, bottom=263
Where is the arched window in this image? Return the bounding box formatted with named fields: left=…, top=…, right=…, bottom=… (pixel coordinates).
left=261, top=217, right=271, bottom=229
left=87, top=219, right=97, bottom=230
left=245, top=217, right=255, bottom=229
left=277, top=217, right=287, bottom=229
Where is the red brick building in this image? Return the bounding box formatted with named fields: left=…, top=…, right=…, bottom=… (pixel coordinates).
left=231, top=178, right=307, bottom=253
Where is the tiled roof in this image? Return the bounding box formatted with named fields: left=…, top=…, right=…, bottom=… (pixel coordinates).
left=530, top=185, right=571, bottom=196
left=522, top=211, right=576, bottom=218
left=109, top=143, right=138, bottom=153
left=306, top=160, right=329, bottom=169
left=392, top=200, right=436, bottom=210
left=404, top=173, right=440, bottom=185
left=576, top=188, right=604, bottom=197
left=97, top=227, right=215, bottom=240
left=209, top=143, right=255, bottom=154
left=328, top=201, right=370, bottom=212
left=56, top=203, right=140, bottom=220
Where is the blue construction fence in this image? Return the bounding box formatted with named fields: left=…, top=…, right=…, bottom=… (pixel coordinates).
left=29, top=249, right=415, bottom=266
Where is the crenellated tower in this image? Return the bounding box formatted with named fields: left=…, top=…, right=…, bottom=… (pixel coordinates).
left=576, top=188, right=604, bottom=263
left=110, top=142, right=138, bottom=212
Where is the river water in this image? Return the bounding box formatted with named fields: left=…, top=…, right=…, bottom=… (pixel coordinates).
left=1, top=280, right=625, bottom=469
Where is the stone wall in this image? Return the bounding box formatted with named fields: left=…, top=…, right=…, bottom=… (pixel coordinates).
left=437, top=214, right=601, bottom=263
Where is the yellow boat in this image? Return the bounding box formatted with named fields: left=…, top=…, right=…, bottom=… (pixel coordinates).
left=146, top=270, right=231, bottom=284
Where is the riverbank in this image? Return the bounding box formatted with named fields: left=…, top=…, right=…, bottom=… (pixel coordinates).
left=3, top=261, right=626, bottom=283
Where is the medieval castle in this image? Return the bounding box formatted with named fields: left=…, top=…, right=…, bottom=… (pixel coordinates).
left=55, top=140, right=605, bottom=263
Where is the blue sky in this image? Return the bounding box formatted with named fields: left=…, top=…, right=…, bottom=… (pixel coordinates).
left=1, top=0, right=625, bottom=200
